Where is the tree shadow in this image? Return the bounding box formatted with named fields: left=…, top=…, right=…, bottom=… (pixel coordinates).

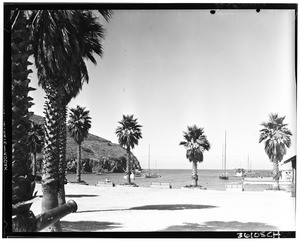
left=65, top=194, right=99, bottom=198
left=61, top=221, right=122, bottom=232
left=77, top=208, right=126, bottom=213
left=37, top=194, right=98, bottom=198
left=77, top=204, right=217, bottom=213
left=130, top=204, right=217, bottom=211
left=163, top=221, right=277, bottom=231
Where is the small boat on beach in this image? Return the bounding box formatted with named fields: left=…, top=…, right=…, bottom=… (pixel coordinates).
left=219, top=131, right=229, bottom=180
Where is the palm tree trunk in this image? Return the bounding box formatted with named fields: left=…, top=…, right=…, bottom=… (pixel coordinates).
left=76, top=142, right=82, bottom=183
left=272, top=159, right=280, bottom=190
left=192, top=161, right=198, bottom=187
left=11, top=10, right=37, bottom=232
left=57, top=106, right=67, bottom=206
left=41, top=84, right=62, bottom=232
left=32, top=152, right=37, bottom=176
left=126, top=147, right=131, bottom=185
left=11, top=10, right=34, bottom=178
left=292, top=168, right=296, bottom=197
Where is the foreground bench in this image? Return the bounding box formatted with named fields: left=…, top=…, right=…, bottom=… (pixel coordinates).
left=225, top=184, right=244, bottom=192
left=150, top=182, right=172, bottom=189
left=96, top=181, right=115, bottom=187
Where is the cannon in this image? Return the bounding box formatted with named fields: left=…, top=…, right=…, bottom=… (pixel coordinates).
left=35, top=200, right=78, bottom=231
left=12, top=200, right=78, bottom=232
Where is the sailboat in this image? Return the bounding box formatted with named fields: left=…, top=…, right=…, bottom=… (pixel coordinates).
left=245, top=155, right=258, bottom=176
left=144, top=144, right=160, bottom=178
left=247, top=155, right=252, bottom=172
left=219, top=131, right=229, bottom=180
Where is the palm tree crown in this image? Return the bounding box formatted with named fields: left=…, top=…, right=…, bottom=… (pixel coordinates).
left=115, top=115, right=142, bottom=150
left=68, top=105, right=91, bottom=144
left=180, top=125, right=211, bottom=162
left=259, top=113, right=292, bottom=162
left=31, top=10, right=110, bottom=103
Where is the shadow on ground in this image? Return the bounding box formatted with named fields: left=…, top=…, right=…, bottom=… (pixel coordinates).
left=163, top=221, right=277, bottom=231
left=77, top=208, right=126, bottom=213
left=77, top=204, right=217, bottom=213
left=130, top=204, right=217, bottom=211
left=66, top=194, right=99, bottom=198
left=61, top=221, right=122, bottom=232
left=37, top=194, right=99, bottom=198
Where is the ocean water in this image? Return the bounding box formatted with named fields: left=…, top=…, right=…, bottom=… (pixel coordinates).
left=66, top=169, right=274, bottom=192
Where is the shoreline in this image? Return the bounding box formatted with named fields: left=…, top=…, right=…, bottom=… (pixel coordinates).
left=63, top=169, right=284, bottom=191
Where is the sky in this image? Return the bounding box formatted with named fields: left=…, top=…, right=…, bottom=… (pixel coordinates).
left=28, top=9, right=297, bottom=170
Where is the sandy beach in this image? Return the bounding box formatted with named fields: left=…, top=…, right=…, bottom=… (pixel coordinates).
left=29, top=182, right=296, bottom=234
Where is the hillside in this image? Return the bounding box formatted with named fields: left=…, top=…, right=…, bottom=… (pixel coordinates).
left=30, top=114, right=142, bottom=173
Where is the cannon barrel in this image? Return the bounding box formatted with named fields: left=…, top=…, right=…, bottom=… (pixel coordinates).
left=35, top=200, right=78, bottom=231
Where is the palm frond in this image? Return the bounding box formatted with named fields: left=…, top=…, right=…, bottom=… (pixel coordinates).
left=260, top=113, right=292, bottom=162
left=68, top=105, right=91, bottom=144
left=180, top=125, right=210, bottom=163
left=115, top=114, right=142, bottom=150
left=97, top=10, right=113, bottom=22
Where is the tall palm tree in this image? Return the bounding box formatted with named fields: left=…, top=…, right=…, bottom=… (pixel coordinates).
left=30, top=11, right=85, bottom=231
left=180, top=125, right=211, bottom=187
left=28, top=121, right=44, bottom=177
left=115, top=115, right=142, bottom=185
left=9, top=9, right=38, bottom=231
left=54, top=10, right=109, bottom=207
left=9, top=8, right=111, bottom=232
left=68, top=106, right=92, bottom=183
left=10, top=9, right=34, bottom=181
left=259, top=113, right=292, bottom=190
left=29, top=10, right=111, bottom=231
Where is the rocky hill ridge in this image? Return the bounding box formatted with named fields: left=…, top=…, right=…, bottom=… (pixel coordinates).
left=30, top=114, right=141, bottom=173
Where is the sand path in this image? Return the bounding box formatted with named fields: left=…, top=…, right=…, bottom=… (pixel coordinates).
left=30, top=183, right=295, bottom=233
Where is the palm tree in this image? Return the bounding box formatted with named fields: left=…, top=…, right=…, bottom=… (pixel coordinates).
left=28, top=121, right=44, bottom=177
left=10, top=10, right=37, bottom=231
left=29, top=10, right=111, bottom=231
left=54, top=10, right=109, bottom=207
left=115, top=115, right=142, bottom=185
left=180, top=125, right=211, bottom=187
left=259, top=113, right=292, bottom=190
left=11, top=10, right=34, bottom=177
left=68, top=106, right=92, bottom=183
left=30, top=11, right=86, bottom=231
left=9, top=9, right=111, bottom=232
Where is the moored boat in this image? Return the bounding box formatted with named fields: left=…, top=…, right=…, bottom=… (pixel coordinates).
left=234, top=168, right=245, bottom=177
left=243, top=177, right=292, bottom=185
left=144, top=172, right=161, bottom=178
left=243, top=170, right=293, bottom=185
left=219, top=131, right=229, bottom=180
left=144, top=144, right=161, bottom=178
left=219, top=172, right=229, bottom=180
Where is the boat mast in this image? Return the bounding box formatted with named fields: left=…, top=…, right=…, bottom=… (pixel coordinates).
left=247, top=154, right=249, bottom=171
left=224, top=130, right=227, bottom=172
left=148, top=144, right=150, bottom=174
left=222, top=143, right=224, bottom=170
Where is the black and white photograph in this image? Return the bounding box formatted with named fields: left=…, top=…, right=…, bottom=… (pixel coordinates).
left=2, top=2, right=297, bottom=238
